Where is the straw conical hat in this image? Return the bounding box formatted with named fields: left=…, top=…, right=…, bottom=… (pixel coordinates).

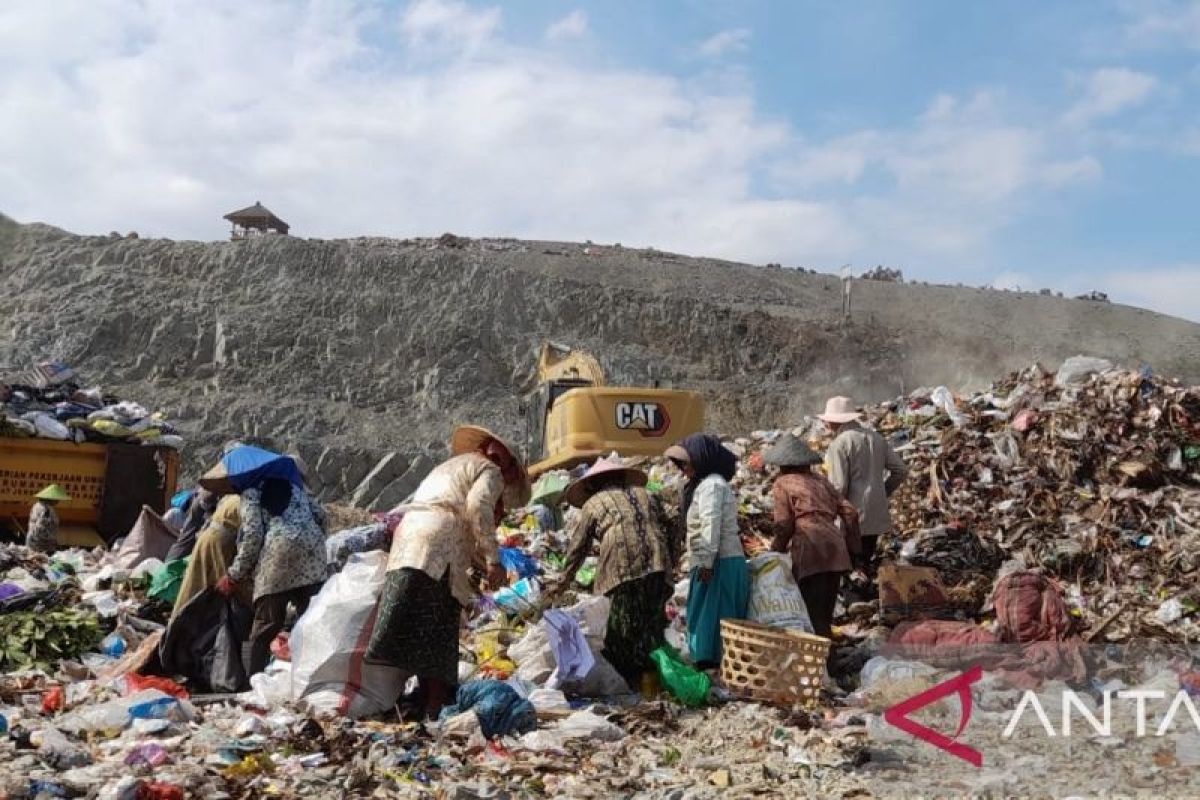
left=762, top=433, right=822, bottom=467
left=450, top=425, right=531, bottom=506
left=563, top=456, right=648, bottom=508
left=36, top=484, right=70, bottom=502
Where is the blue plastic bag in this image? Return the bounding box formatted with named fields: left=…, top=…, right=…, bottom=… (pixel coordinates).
left=498, top=547, right=539, bottom=579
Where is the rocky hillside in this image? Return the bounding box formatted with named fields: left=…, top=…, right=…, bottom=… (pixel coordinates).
left=3, top=214, right=1199, bottom=507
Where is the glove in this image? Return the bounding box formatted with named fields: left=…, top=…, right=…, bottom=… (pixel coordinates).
left=485, top=562, right=508, bottom=591
left=216, top=575, right=237, bottom=597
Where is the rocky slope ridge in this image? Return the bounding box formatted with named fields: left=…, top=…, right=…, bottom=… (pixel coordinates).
left=3, top=214, right=1198, bottom=506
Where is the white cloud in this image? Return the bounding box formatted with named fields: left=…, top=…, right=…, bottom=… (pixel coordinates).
left=1062, top=67, right=1158, bottom=126
left=697, top=28, right=751, bottom=59
left=1096, top=265, right=1200, bottom=322
left=0, top=0, right=854, bottom=264
left=545, top=10, right=587, bottom=41
left=401, top=0, right=500, bottom=54
left=774, top=92, right=1100, bottom=259
left=1120, top=0, right=1200, bottom=49
left=0, top=1, right=1125, bottom=305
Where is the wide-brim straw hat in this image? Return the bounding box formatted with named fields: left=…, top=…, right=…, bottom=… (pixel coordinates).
left=817, top=396, right=861, bottom=424
left=36, top=484, right=70, bottom=502
left=563, top=456, right=648, bottom=508
left=762, top=433, right=822, bottom=468
left=450, top=425, right=531, bottom=507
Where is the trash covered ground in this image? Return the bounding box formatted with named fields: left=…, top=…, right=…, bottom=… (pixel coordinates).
left=0, top=358, right=1198, bottom=798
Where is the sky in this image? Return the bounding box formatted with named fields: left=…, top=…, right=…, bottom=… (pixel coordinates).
left=1, top=1, right=1198, bottom=321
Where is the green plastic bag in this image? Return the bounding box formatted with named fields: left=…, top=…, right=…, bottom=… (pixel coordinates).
left=574, top=563, right=596, bottom=588
left=650, top=645, right=710, bottom=708
left=148, top=558, right=189, bottom=605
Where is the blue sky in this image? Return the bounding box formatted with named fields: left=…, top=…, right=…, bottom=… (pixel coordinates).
left=1, top=0, right=1198, bottom=319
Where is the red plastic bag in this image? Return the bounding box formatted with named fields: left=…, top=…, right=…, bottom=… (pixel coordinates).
left=124, top=674, right=189, bottom=699
left=136, top=783, right=185, bottom=800
left=270, top=632, right=291, bottom=662
left=40, top=686, right=63, bottom=714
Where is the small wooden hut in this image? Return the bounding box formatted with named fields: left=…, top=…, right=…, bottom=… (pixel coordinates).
left=223, top=201, right=289, bottom=239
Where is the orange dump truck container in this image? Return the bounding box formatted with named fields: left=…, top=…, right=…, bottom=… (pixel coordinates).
left=0, top=438, right=179, bottom=547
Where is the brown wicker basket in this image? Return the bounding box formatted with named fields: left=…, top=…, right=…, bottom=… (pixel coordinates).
left=719, top=619, right=830, bottom=707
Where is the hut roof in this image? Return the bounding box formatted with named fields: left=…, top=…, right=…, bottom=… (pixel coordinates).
left=223, top=201, right=289, bottom=234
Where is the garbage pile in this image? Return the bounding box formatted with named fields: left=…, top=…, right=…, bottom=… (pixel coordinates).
left=1, top=362, right=182, bottom=447
left=0, top=537, right=869, bottom=798
left=1, top=356, right=1198, bottom=797
left=855, top=359, right=1200, bottom=642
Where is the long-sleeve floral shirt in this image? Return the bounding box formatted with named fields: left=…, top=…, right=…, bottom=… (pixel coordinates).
left=228, top=488, right=328, bottom=601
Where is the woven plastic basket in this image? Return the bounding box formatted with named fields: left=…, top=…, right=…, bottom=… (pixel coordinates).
left=719, top=619, right=830, bottom=707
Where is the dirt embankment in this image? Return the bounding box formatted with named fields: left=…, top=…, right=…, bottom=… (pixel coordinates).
left=3, top=216, right=1198, bottom=505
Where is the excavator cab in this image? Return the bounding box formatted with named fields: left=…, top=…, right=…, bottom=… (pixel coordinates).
left=523, top=342, right=704, bottom=477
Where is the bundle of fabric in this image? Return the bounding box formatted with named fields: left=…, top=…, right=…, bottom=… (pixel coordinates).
left=439, top=680, right=537, bottom=738
left=992, top=571, right=1074, bottom=643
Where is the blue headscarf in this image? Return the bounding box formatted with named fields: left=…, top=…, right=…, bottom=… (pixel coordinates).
left=679, top=433, right=737, bottom=519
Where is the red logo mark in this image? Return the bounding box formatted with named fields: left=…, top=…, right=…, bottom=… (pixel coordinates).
left=883, top=664, right=983, bottom=767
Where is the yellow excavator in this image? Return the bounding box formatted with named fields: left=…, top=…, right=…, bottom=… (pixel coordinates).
left=523, top=342, right=705, bottom=477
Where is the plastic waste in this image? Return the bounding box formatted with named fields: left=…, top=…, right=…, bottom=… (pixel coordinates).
left=858, top=656, right=938, bottom=690
left=498, top=547, right=539, bottom=579
left=527, top=687, right=570, bottom=712
left=124, top=742, right=170, bottom=767
left=129, top=697, right=185, bottom=721
left=101, top=632, right=128, bottom=657
left=556, top=709, right=625, bottom=741
left=1155, top=598, right=1186, bottom=625
left=131, top=558, right=164, bottom=582
left=83, top=590, right=121, bottom=618
left=568, top=653, right=631, bottom=697
left=123, top=674, right=188, bottom=699
left=58, top=689, right=173, bottom=735
left=930, top=386, right=969, bottom=427
left=34, top=726, right=91, bottom=767
left=492, top=577, right=541, bottom=613
left=1054, top=355, right=1114, bottom=386
left=650, top=645, right=710, bottom=708
left=147, top=559, right=189, bottom=605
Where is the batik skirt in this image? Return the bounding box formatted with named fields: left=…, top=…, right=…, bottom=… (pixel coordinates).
left=366, top=567, right=462, bottom=684
left=603, top=571, right=670, bottom=686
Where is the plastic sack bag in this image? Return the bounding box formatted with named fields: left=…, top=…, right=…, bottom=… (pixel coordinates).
left=650, top=645, right=710, bottom=708
left=147, top=559, right=189, bottom=605
left=288, top=550, right=405, bottom=718
left=115, top=507, right=179, bottom=570
left=746, top=552, right=814, bottom=633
